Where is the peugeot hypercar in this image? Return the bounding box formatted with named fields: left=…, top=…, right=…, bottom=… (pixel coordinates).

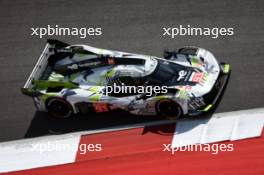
left=22, top=40, right=230, bottom=118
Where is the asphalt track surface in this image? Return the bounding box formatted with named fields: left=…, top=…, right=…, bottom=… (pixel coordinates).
left=0, top=0, right=263, bottom=142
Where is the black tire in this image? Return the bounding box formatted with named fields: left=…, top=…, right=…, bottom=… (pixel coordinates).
left=46, top=97, right=73, bottom=118
left=155, top=99, right=182, bottom=120
left=178, top=47, right=198, bottom=55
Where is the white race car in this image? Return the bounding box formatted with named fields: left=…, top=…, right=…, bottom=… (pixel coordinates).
left=22, top=40, right=230, bottom=119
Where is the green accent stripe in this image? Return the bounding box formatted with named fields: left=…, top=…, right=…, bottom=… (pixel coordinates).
left=223, top=64, right=230, bottom=73
left=201, top=104, right=213, bottom=112
left=40, top=93, right=58, bottom=102
left=154, top=95, right=168, bottom=100
left=89, top=94, right=101, bottom=101
left=33, top=80, right=78, bottom=89
left=89, top=86, right=100, bottom=93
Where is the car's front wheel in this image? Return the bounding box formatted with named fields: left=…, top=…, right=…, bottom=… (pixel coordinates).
left=155, top=99, right=182, bottom=120
left=46, top=97, right=73, bottom=118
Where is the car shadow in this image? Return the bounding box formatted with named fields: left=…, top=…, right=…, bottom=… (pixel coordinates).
left=142, top=112, right=214, bottom=136
left=24, top=110, right=165, bottom=138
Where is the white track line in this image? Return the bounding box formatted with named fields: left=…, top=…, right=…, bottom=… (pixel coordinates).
left=0, top=119, right=174, bottom=173
left=0, top=136, right=80, bottom=173
left=172, top=108, right=264, bottom=147
left=0, top=108, right=264, bottom=173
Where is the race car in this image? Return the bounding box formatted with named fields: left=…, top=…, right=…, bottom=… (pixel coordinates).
left=21, top=39, right=230, bottom=119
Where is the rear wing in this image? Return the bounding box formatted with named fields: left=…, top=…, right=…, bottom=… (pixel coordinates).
left=21, top=40, right=69, bottom=96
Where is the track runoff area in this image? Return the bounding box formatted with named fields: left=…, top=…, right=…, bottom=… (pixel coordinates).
left=0, top=108, right=264, bottom=175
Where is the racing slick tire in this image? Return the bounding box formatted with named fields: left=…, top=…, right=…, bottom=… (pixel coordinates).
left=155, top=99, right=183, bottom=120
left=46, top=97, right=73, bottom=118
left=178, top=46, right=198, bottom=55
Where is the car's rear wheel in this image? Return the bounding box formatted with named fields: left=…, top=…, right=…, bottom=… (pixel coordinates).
left=156, top=99, right=182, bottom=120
left=46, top=97, right=73, bottom=118
left=178, top=46, right=198, bottom=55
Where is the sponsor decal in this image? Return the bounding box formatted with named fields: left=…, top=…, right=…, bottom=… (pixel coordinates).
left=188, top=96, right=206, bottom=109
left=177, top=70, right=187, bottom=81
left=177, top=85, right=192, bottom=91
left=56, top=48, right=73, bottom=53
left=93, top=103, right=109, bottom=112
left=191, top=72, right=204, bottom=83
left=68, top=61, right=101, bottom=70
